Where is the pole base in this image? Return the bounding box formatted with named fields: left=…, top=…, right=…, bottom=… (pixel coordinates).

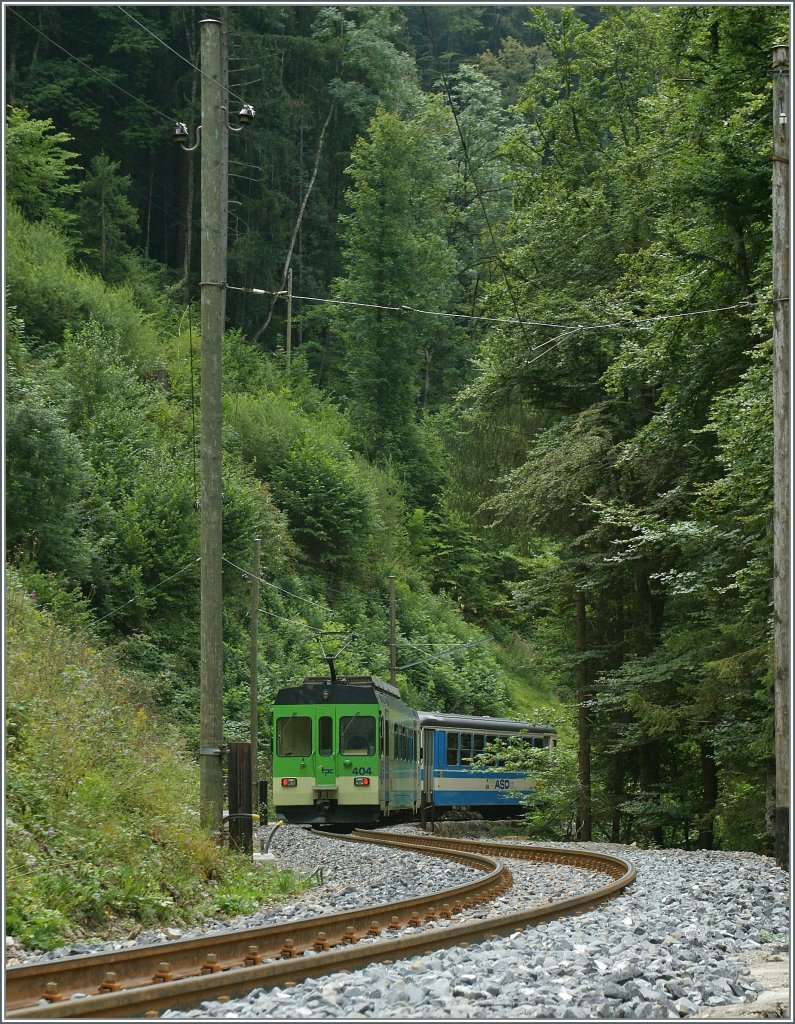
left=775, top=806, right=789, bottom=870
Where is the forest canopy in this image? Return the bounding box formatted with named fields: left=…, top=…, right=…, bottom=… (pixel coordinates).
left=5, top=3, right=788, bottom=854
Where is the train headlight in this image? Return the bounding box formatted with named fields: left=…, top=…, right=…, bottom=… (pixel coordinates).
left=280, top=778, right=298, bottom=788
left=353, top=777, right=370, bottom=787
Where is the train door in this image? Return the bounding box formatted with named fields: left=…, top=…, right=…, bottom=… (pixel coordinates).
left=422, top=728, right=434, bottom=804
left=379, top=709, right=390, bottom=814
left=316, top=712, right=337, bottom=790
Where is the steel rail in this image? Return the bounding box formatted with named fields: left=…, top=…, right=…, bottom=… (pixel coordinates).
left=5, top=842, right=507, bottom=1016
left=6, top=832, right=635, bottom=1020
left=352, top=829, right=634, bottom=881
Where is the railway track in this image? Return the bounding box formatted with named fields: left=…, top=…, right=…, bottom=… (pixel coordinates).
left=5, top=829, right=636, bottom=1020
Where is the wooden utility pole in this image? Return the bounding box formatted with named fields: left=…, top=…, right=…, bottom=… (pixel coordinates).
left=772, top=43, right=790, bottom=870
left=286, top=266, right=293, bottom=375
left=389, top=575, right=397, bottom=686
left=199, top=17, right=226, bottom=832
left=249, top=537, right=261, bottom=817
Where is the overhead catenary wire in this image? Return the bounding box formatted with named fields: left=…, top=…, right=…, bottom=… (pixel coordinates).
left=393, top=638, right=490, bottom=673
left=116, top=6, right=249, bottom=108
left=9, top=8, right=175, bottom=125
left=226, top=283, right=776, bottom=337
left=93, top=557, right=201, bottom=625
left=221, top=555, right=331, bottom=615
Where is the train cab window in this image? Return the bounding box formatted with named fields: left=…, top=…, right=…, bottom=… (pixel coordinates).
left=340, top=715, right=375, bottom=756
left=318, top=716, right=333, bottom=757
left=277, top=715, right=312, bottom=756
left=446, top=732, right=459, bottom=766
left=532, top=737, right=546, bottom=749
left=460, top=733, right=473, bottom=765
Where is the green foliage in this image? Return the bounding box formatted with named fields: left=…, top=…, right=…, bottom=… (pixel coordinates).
left=76, top=153, right=139, bottom=282
left=5, top=106, right=80, bottom=229
left=270, top=437, right=382, bottom=578
left=449, top=3, right=784, bottom=850
left=4, top=576, right=306, bottom=949
left=4, top=2, right=780, bottom=873
left=330, top=101, right=462, bottom=468
left=5, top=204, right=162, bottom=362
left=5, top=358, right=92, bottom=578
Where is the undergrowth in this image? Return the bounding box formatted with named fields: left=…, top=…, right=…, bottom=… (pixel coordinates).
left=4, top=571, right=310, bottom=950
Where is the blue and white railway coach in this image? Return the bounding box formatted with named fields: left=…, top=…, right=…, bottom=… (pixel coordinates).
left=272, top=673, right=557, bottom=826
left=418, top=711, right=557, bottom=818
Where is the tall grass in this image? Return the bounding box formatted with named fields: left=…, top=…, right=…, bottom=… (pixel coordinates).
left=5, top=571, right=308, bottom=949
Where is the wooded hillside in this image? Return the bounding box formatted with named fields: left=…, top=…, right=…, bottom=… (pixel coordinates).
left=6, top=4, right=787, bottom=855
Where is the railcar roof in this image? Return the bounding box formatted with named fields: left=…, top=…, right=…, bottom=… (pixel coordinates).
left=301, top=675, right=402, bottom=698
left=416, top=710, right=556, bottom=734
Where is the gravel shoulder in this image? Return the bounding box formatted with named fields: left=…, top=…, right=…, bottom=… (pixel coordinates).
left=689, top=945, right=789, bottom=1019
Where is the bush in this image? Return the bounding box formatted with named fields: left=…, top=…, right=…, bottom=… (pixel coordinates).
left=4, top=574, right=307, bottom=949
left=270, top=437, right=381, bottom=576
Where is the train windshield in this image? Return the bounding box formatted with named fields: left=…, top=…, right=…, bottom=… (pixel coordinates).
left=340, top=715, right=375, bottom=755
left=276, top=715, right=312, bottom=756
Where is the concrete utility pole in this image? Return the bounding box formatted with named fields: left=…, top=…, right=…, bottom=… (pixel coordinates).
left=389, top=575, right=397, bottom=686
left=771, top=43, right=790, bottom=871
left=199, top=17, right=226, bottom=832
left=249, top=537, right=261, bottom=817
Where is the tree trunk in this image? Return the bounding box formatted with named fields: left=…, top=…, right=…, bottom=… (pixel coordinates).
left=698, top=739, right=718, bottom=850
left=145, top=160, right=153, bottom=258
left=609, top=753, right=624, bottom=843
left=575, top=588, right=592, bottom=841
left=100, top=196, right=107, bottom=277
left=638, top=739, right=664, bottom=845
left=635, top=567, right=665, bottom=844
left=423, top=348, right=433, bottom=408
left=251, top=102, right=336, bottom=345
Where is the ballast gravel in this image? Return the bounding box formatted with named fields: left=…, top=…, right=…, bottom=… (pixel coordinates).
left=158, top=825, right=789, bottom=1021
left=7, top=825, right=788, bottom=1019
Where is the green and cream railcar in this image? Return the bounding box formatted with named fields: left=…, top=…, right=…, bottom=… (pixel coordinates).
left=272, top=675, right=419, bottom=826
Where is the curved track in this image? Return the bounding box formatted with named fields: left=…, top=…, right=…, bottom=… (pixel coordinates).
left=5, top=830, right=635, bottom=1020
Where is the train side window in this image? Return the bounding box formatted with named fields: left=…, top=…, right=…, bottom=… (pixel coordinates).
left=340, top=715, right=375, bottom=755
left=460, top=733, right=473, bottom=764
left=446, top=732, right=459, bottom=766
left=318, top=716, right=333, bottom=757
left=473, top=734, right=485, bottom=758
left=277, top=715, right=312, bottom=756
